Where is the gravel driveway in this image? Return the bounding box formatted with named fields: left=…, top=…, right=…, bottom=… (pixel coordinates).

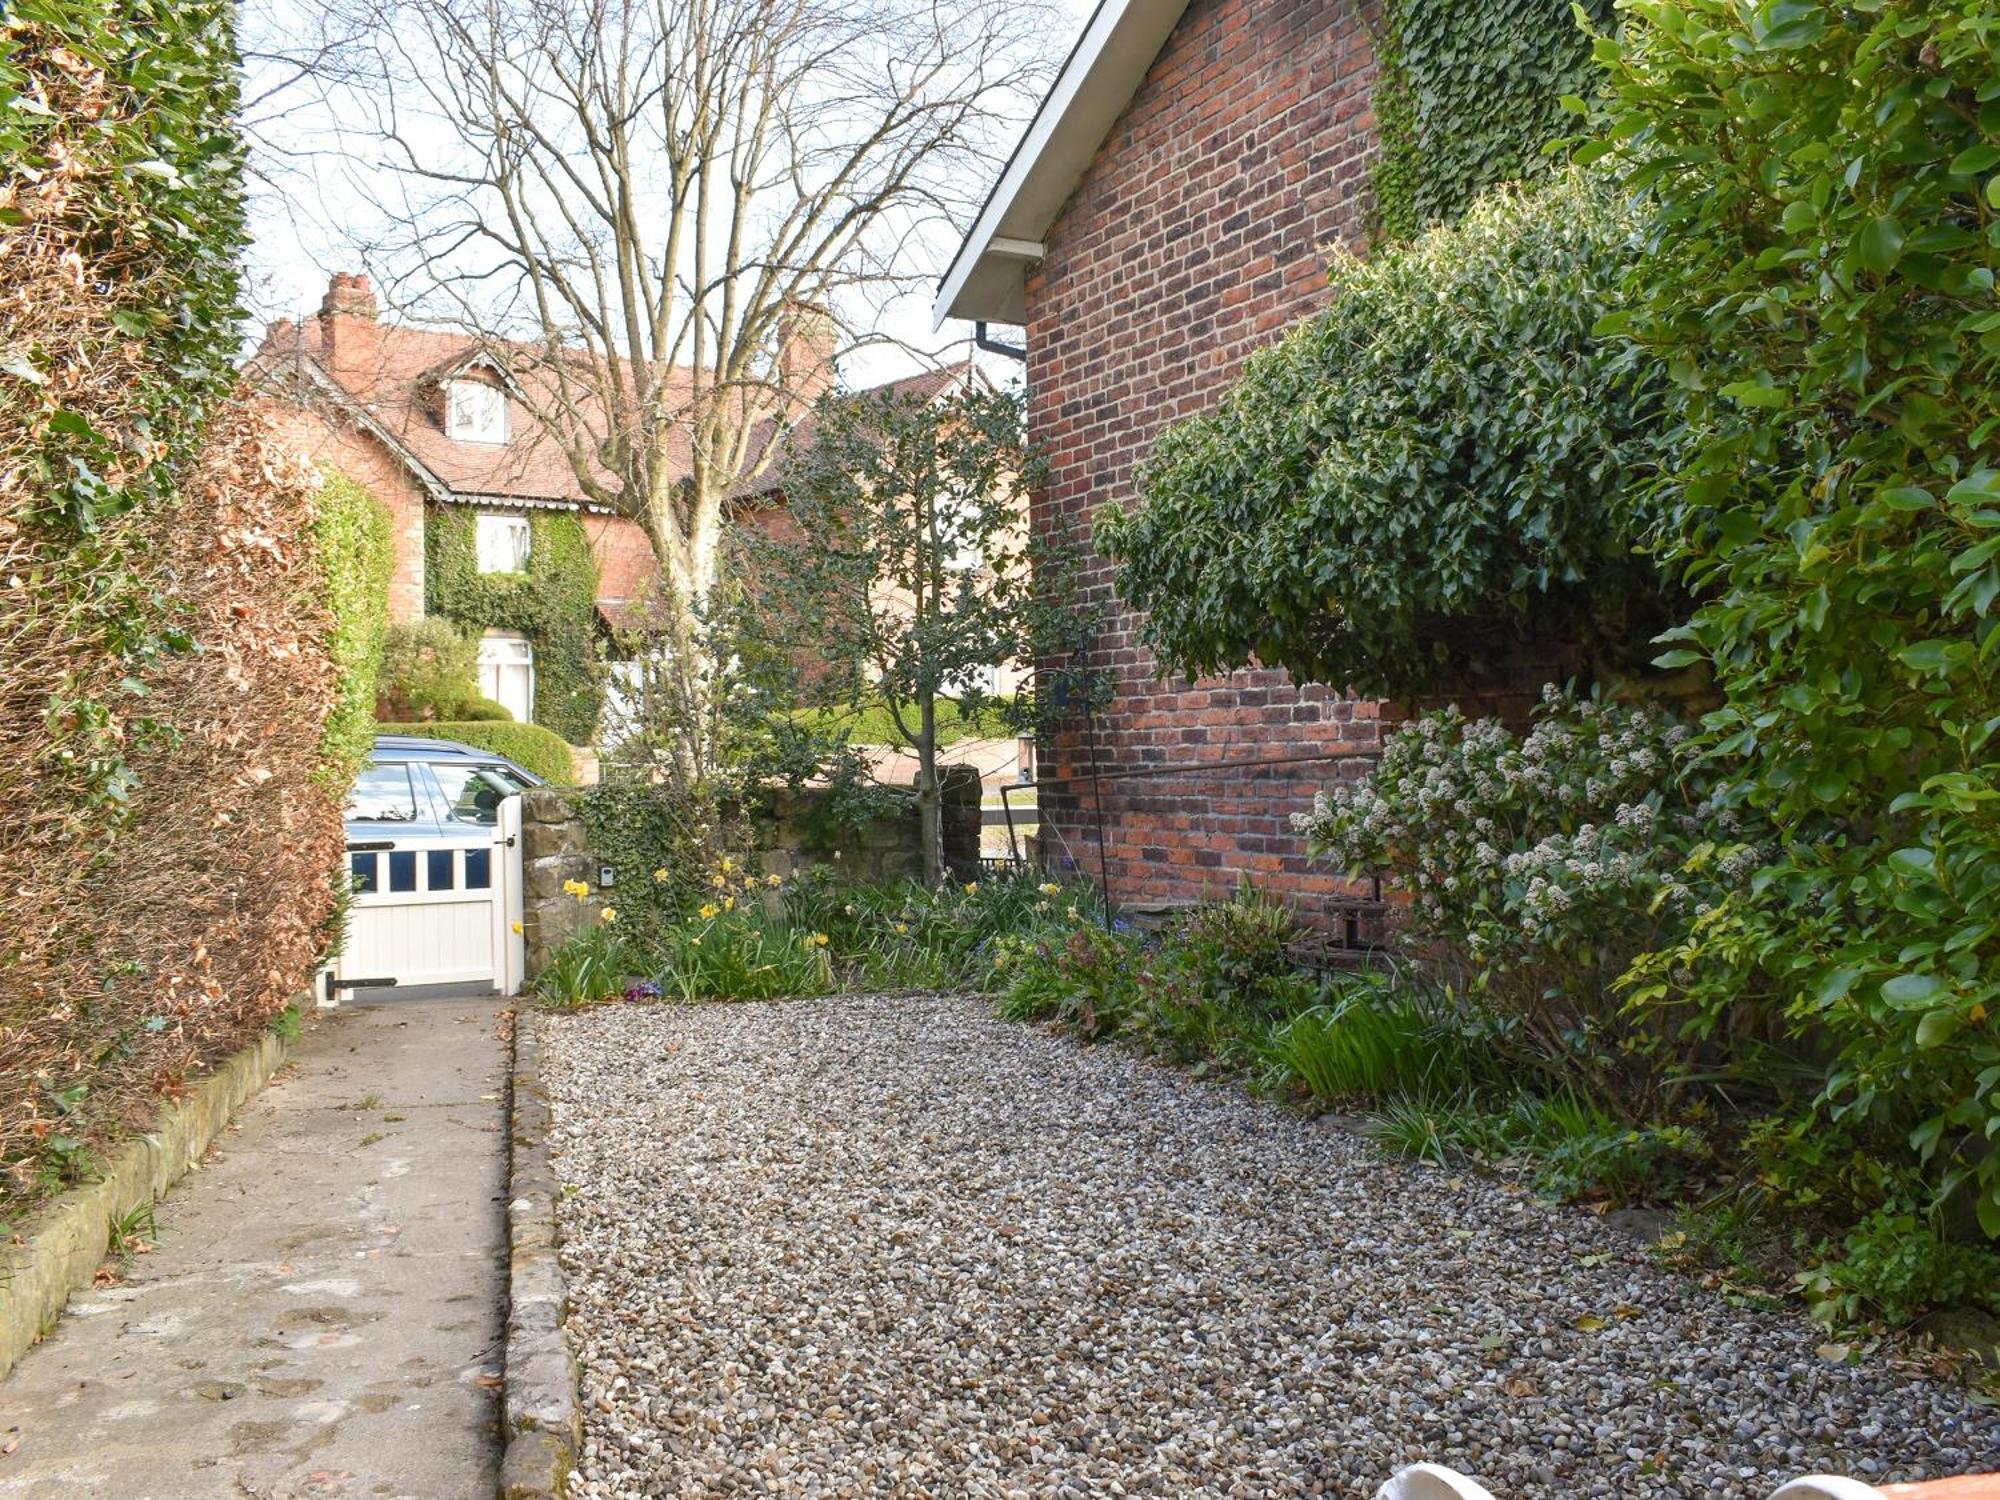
left=540, top=995, right=2000, bottom=1498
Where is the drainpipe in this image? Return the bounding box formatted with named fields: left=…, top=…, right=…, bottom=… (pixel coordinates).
left=974, top=322, right=1026, bottom=361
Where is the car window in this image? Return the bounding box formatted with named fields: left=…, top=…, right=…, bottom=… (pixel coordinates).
left=478, top=763, right=532, bottom=793
left=431, top=762, right=514, bottom=825
left=349, top=762, right=421, bottom=823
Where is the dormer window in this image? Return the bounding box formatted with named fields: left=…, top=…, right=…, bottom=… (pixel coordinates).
left=447, top=378, right=508, bottom=444
left=476, top=512, right=531, bottom=574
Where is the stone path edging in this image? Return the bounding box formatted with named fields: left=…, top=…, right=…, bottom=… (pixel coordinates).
left=499, top=1009, right=583, bottom=1500
left=0, top=1015, right=295, bottom=1382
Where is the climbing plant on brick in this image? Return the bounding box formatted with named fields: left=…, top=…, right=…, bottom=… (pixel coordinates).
left=425, top=507, right=604, bottom=744
left=1370, top=0, right=1615, bottom=241
left=1099, top=169, right=1681, bottom=698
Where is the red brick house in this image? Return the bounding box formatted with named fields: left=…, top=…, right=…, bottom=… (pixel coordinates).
left=255, top=272, right=980, bottom=738
left=934, top=0, right=1393, bottom=916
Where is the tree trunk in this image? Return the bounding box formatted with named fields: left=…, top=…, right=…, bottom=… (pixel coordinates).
left=916, top=694, right=943, bottom=887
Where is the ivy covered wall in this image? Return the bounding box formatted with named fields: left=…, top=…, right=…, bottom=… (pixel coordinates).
left=1371, top=0, right=1616, bottom=241
left=425, top=506, right=604, bottom=745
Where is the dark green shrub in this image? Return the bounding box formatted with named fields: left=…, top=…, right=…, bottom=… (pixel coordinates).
left=377, top=720, right=575, bottom=785
left=993, top=920, right=1144, bottom=1039
left=1098, top=169, right=1679, bottom=697
left=376, top=618, right=481, bottom=721
left=1167, top=879, right=1302, bottom=1016
left=456, top=696, right=513, bottom=723
left=1798, top=1211, right=2000, bottom=1330
left=1603, top=0, right=2000, bottom=1242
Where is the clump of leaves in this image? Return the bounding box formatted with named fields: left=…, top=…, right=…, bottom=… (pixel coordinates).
left=1603, top=0, right=2000, bottom=1243
left=1099, top=167, right=1680, bottom=697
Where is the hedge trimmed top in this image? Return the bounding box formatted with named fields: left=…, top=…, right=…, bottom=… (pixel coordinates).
left=1097, top=169, right=1678, bottom=698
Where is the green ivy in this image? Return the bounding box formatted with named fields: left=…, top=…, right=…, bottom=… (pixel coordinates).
left=1602, top=1, right=2000, bottom=1243
left=574, top=781, right=756, bottom=936
left=312, top=474, right=393, bottom=787
left=1370, top=0, right=1614, bottom=241
left=425, top=507, right=603, bottom=745
left=1099, top=169, right=1679, bottom=697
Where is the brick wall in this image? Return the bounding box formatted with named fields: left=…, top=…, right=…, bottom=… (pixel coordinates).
left=1023, top=0, right=1385, bottom=915
left=259, top=402, right=428, bottom=623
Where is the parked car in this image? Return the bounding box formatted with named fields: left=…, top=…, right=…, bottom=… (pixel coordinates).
left=346, top=735, right=545, bottom=842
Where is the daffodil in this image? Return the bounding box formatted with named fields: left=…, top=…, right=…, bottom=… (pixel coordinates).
left=894, top=921, right=909, bottom=935
left=765, top=873, right=782, bottom=888
left=719, top=856, right=736, bottom=874
left=1038, top=882, right=1061, bottom=896
left=689, top=936, right=701, bottom=948
left=653, top=867, right=670, bottom=883
left=723, top=896, right=736, bottom=912
left=709, top=873, right=727, bottom=890
left=600, top=907, right=617, bottom=922
left=699, top=903, right=719, bottom=920
left=809, top=932, right=830, bottom=948
left=963, top=881, right=980, bottom=894
left=563, top=878, right=591, bottom=900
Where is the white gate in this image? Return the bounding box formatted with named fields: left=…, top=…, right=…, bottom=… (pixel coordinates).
left=327, top=795, right=525, bottom=999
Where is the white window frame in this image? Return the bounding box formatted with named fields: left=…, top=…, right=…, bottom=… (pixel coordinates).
left=476, top=512, right=532, bottom=575
left=477, top=630, right=536, bottom=723
left=447, top=378, right=509, bottom=444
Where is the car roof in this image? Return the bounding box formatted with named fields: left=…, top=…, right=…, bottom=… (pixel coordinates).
left=369, top=735, right=545, bottom=783
left=372, top=735, right=490, bottom=758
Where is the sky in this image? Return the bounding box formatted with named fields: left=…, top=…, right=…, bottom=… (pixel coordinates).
left=238, top=0, right=1099, bottom=391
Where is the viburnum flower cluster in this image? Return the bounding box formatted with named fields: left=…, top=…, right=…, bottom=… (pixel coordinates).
left=1294, top=686, right=1756, bottom=993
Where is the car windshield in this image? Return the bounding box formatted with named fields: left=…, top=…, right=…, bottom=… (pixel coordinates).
left=432, top=762, right=517, bottom=825
left=349, top=762, right=421, bottom=823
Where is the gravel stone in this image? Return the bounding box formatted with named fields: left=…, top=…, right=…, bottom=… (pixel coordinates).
left=540, top=996, right=2000, bottom=1498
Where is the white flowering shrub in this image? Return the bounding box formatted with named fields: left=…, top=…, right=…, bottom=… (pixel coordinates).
left=1295, top=687, right=1757, bottom=1094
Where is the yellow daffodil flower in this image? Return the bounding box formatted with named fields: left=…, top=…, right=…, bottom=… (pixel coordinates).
left=600, top=907, right=617, bottom=922
left=1038, top=882, right=1061, bottom=896
left=652, top=867, right=669, bottom=883
left=765, top=873, right=782, bottom=888
left=963, top=881, right=979, bottom=894
left=894, top=922, right=909, bottom=935
left=699, top=903, right=719, bottom=920
left=723, top=896, right=736, bottom=912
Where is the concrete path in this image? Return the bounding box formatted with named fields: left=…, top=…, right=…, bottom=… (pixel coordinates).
left=0, top=996, right=510, bottom=1499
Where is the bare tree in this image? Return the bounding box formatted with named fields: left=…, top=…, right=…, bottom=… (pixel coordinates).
left=261, top=0, right=1050, bottom=769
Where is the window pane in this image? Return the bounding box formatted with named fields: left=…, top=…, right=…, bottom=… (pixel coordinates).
left=450, top=380, right=507, bottom=443
left=476, top=514, right=530, bottom=574
left=348, top=763, right=419, bottom=822
left=464, top=848, right=491, bottom=889
left=427, top=849, right=456, bottom=890
left=432, top=763, right=507, bottom=825
left=349, top=852, right=378, bottom=894
left=388, top=851, right=417, bottom=893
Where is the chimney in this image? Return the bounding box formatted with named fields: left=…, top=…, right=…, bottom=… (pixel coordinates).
left=317, top=272, right=382, bottom=387
left=776, top=301, right=837, bottom=406
left=320, top=271, right=379, bottom=322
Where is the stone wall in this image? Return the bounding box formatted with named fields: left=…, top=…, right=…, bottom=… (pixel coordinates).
left=518, top=768, right=982, bottom=978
